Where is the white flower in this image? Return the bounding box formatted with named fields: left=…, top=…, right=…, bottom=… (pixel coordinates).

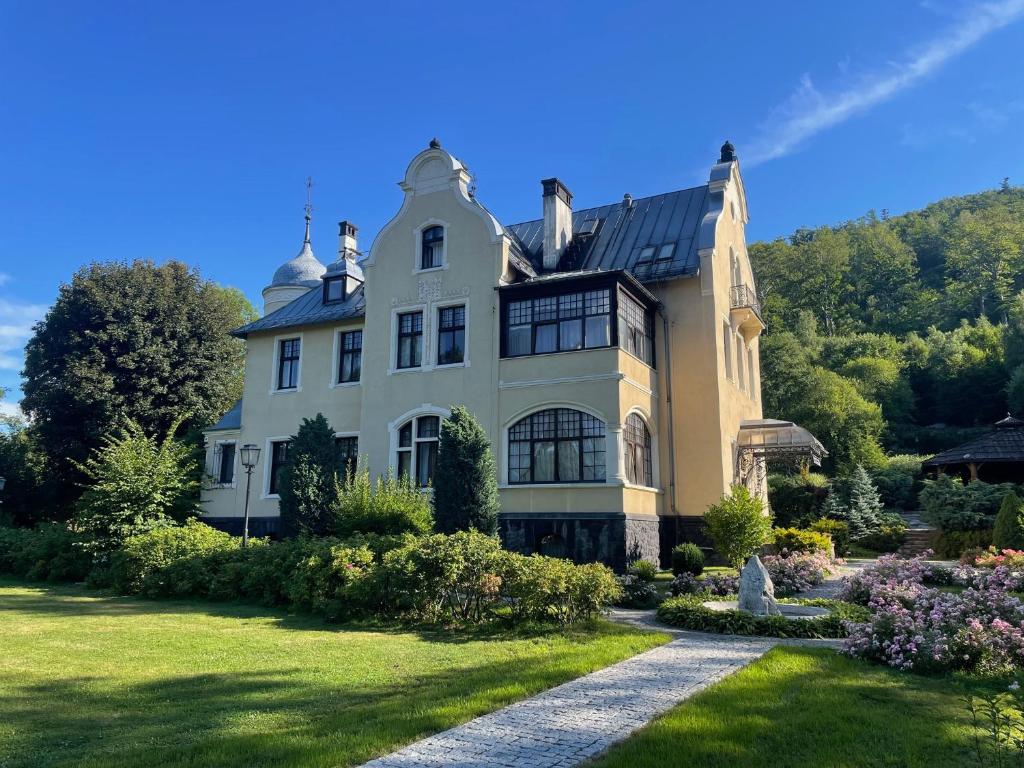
left=1010, top=681, right=1020, bottom=691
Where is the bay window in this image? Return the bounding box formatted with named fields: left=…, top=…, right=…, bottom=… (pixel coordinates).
left=508, top=408, right=606, bottom=484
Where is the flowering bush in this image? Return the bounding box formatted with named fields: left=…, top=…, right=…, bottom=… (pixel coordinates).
left=762, top=550, right=836, bottom=596
left=616, top=574, right=661, bottom=608
left=969, top=547, right=1024, bottom=570
left=837, top=551, right=946, bottom=606
left=669, top=572, right=738, bottom=597
left=952, top=564, right=1024, bottom=593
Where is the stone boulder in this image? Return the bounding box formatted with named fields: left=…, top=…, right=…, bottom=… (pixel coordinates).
left=737, top=555, right=780, bottom=616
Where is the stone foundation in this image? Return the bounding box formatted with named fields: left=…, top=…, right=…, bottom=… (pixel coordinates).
left=499, top=513, right=661, bottom=572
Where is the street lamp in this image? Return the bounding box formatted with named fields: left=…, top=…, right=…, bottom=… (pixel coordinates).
left=239, top=444, right=261, bottom=548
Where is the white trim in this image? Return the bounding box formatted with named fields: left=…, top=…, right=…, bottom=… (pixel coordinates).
left=388, top=303, right=427, bottom=375
left=387, top=404, right=451, bottom=479
left=498, top=482, right=618, bottom=490
left=210, top=439, right=238, bottom=489
left=413, top=219, right=450, bottom=274
left=333, top=431, right=361, bottom=473
left=433, top=295, right=470, bottom=369
left=330, top=325, right=364, bottom=389
left=269, top=332, right=304, bottom=394
left=261, top=435, right=292, bottom=499
left=498, top=371, right=653, bottom=396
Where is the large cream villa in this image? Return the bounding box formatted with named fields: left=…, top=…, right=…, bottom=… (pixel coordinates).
left=200, top=140, right=815, bottom=569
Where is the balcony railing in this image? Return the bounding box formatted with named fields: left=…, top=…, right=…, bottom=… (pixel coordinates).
left=730, top=284, right=763, bottom=321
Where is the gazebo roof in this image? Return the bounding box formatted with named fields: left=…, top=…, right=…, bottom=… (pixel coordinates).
left=736, top=419, right=827, bottom=464
left=923, top=415, right=1024, bottom=467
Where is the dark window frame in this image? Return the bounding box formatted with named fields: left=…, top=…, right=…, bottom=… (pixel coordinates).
left=421, top=225, right=444, bottom=270
left=216, top=442, right=236, bottom=485
left=397, top=311, right=424, bottom=369
left=268, top=439, right=291, bottom=496
left=338, top=329, right=363, bottom=383
left=624, top=413, right=653, bottom=487
left=277, top=338, right=301, bottom=390
left=507, top=408, right=606, bottom=485
left=437, top=305, right=466, bottom=366
left=323, top=277, right=345, bottom=304
left=618, top=288, right=655, bottom=365
left=334, top=435, right=359, bottom=479
left=395, top=415, right=439, bottom=488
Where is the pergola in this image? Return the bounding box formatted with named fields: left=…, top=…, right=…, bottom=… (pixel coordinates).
left=923, top=415, right=1024, bottom=484
left=734, top=418, right=828, bottom=494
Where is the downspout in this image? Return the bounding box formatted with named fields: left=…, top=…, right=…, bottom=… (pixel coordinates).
left=659, top=305, right=678, bottom=517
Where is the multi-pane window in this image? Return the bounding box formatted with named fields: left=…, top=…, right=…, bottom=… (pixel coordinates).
left=624, top=414, right=653, bottom=487
left=437, top=305, right=466, bottom=365
left=396, top=415, right=439, bottom=487
left=508, top=408, right=606, bottom=484
left=217, top=442, right=236, bottom=485
left=268, top=440, right=291, bottom=495
left=324, top=277, right=345, bottom=303
left=421, top=226, right=444, bottom=269
left=334, top=436, right=358, bottom=479
left=338, top=330, right=362, bottom=383
left=618, top=290, right=654, bottom=365
left=277, top=338, right=301, bottom=390
left=506, top=289, right=611, bottom=357
left=397, top=312, right=423, bottom=369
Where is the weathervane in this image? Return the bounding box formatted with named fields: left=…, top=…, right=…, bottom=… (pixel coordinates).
left=303, top=176, right=313, bottom=243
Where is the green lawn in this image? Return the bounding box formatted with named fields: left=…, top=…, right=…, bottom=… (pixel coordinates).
left=0, top=580, right=667, bottom=768
left=589, top=646, right=1001, bottom=768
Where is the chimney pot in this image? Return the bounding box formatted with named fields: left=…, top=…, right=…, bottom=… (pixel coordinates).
left=338, top=220, right=358, bottom=258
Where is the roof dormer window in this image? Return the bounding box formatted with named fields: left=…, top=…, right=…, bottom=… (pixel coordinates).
left=421, top=226, right=444, bottom=270
left=324, top=276, right=345, bottom=304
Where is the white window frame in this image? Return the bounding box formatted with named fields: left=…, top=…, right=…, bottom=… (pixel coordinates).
left=269, top=332, right=304, bottom=394
left=413, top=219, right=449, bottom=274
left=330, top=325, right=364, bottom=389
left=333, top=430, right=361, bottom=478
left=389, top=303, right=427, bottom=374
left=261, top=435, right=292, bottom=499
left=388, top=404, right=451, bottom=488
left=211, top=438, right=238, bottom=488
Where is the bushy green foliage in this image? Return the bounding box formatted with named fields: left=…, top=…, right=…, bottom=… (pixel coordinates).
left=810, top=519, right=851, bottom=556
left=0, top=524, right=91, bottom=582
left=671, top=543, right=705, bottom=576
left=934, top=528, right=993, bottom=558
left=704, top=485, right=773, bottom=567
left=656, top=594, right=869, bottom=639
left=869, top=454, right=925, bottom=510
left=993, top=491, right=1024, bottom=550
left=278, top=414, right=344, bottom=537
left=855, top=514, right=908, bottom=553
left=0, top=396, right=51, bottom=527
left=332, top=468, right=433, bottom=537
left=767, top=473, right=827, bottom=527
left=73, top=418, right=199, bottom=556
left=919, top=475, right=1017, bottom=532
left=773, top=527, right=833, bottom=554
left=21, top=261, right=256, bottom=514
left=627, top=559, right=658, bottom=582
left=432, top=406, right=500, bottom=535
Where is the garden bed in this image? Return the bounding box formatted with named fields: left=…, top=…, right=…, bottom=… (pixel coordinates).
left=656, top=595, right=867, bottom=639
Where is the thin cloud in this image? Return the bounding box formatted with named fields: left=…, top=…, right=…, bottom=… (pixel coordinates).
left=745, top=0, right=1024, bottom=166
left=0, top=299, right=48, bottom=373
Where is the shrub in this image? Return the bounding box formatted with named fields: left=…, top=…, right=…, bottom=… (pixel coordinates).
left=935, top=529, right=993, bottom=558
left=74, top=418, right=198, bottom=557
left=669, top=572, right=737, bottom=597
left=767, top=473, right=827, bottom=527
left=332, top=469, right=433, bottom=537
left=704, top=485, right=772, bottom=568
left=616, top=574, right=660, bottom=608
left=994, top=491, right=1024, bottom=550
left=0, top=523, right=91, bottom=582
left=855, top=514, right=907, bottom=553
left=279, top=414, right=344, bottom=537
left=432, top=406, right=500, bottom=535
left=773, top=527, right=832, bottom=555
left=810, top=519, right=850, bottom=556
left=870, top=454, right=925, bottom=511
left=497, top=552, right=622, bottom=625
left=762, top=550, right=834, bottom=596
left=919, top=475, right=1016, bottom=532
left=671, top=543, right=705, bottom=576
left=970, top=548, right=1024, bottom=569
left=627, top=559, right=658, bottom=582
left=657, top=594, right=868, bottom=639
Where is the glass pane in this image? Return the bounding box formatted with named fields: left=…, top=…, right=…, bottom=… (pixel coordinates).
left=582, top=437, right=606, bottom=481
left=417, top=416, right=439, bottom=438
left=558, top=293, right=583, bottom=318
left=508, top=325, right=531, bottom=356
left=657, top=243, right=675, bottom=261
left=398, top=337, right=412, bottom=367
left=412, top=335, right=422, bottom=366
left=219, top=444, right=235, bottom=484
left=326, top=279, right=345, bottom=301
left=350, top=351, right=361, bottom=381
left=535, top=323, right=557, bottom=353
left=417, top=441, right=437, bottom=487
left=438, top=329, right=464, bottom=364
left=534, top=297, right=557, bottom=321
left=532, top=410, right=556, bottom=439
left=399, top=423, right=412, bottom=447
left=585, top=290, right=610, bottom=315
left=559, top=319, right=582, bottom=350
left=532, top=442, right=555, bottom=482
left=558, top=441, right=580, bottom=481
left=397, top=449, right=411, bottom=481
left=585, top=315, right=611, bottom=348
left=508, top=300, right=532, bottom=325
left=557, top=409, right=580, bottom=437
left=509, top=441, right=531, bottom=483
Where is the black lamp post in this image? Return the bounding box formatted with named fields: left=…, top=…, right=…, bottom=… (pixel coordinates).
left=239, top=444, right=260, bottom=548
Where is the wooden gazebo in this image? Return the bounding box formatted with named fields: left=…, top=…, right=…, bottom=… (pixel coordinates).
left=923, top=415, right=1024, bottom=483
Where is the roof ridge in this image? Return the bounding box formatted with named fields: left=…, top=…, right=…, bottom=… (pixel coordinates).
left=503, top=183, right=709, bottom=229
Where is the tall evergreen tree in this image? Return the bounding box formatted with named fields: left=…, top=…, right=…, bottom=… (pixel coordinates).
left=278, top=414, right=343, bottom=537
left=433, top=406, right=499, bottom=535
left=845, top=464, right=885, bottom=540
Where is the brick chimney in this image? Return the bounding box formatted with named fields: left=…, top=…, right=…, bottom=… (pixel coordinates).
left=541, top=178, right=573, bottom=271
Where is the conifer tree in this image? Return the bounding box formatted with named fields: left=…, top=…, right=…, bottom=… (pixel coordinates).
left=845, top=464, right=884, bottom=540
left=278, top=414, right=343, bottom=537
left=433, top=406, right=500, bottom=535
left=994, top=491, right=1024, bottom=550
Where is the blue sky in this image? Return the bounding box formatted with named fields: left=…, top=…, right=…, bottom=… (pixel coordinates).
left=2, top=0, right=1023, bottom=414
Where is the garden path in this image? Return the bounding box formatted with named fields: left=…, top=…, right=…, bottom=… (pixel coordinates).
left=359, top=632, right=772, bottom=768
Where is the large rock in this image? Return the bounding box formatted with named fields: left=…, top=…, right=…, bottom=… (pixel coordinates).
left=737, top=555, right=780, bottom=616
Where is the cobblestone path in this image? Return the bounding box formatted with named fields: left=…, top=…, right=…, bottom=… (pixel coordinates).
left=360, top=633, right=772, bottom=768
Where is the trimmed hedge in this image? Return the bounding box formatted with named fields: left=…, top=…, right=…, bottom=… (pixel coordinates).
left=656, top=594, right=869, bottom=639
left=809, top=519, right=850, bottom=556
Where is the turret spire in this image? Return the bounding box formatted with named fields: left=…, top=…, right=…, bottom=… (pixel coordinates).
left=303, top=176, right=314, bottom=243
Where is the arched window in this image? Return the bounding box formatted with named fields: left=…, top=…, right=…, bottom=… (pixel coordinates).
left=508, top=408, right=605, bottom=484
left=396, top=415, right=439, bottom=487
left=624, top=413, right=653, bottom=487
left=421, top=225, right=444, bottom=270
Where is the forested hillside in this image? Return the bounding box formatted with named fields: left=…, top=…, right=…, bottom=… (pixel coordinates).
left=751, top=183, right=1024, bottom=468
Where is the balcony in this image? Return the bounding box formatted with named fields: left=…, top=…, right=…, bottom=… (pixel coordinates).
left=729, top=284, right=765, bottom=339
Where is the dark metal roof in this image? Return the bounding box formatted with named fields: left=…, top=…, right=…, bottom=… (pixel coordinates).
left=923, top=417, right=1024, bottom=466
left=503, top=185, right=709, bottom=283
left=232, top=283, right=365, bottom=338
left=206, top=399, right=242, bottom=432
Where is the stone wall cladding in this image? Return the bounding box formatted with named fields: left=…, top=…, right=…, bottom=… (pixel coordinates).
left=624, top=516, right=660, bottom=566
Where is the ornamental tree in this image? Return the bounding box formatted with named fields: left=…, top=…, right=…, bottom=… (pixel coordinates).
left=433, top=406, right=500, bottom=535
left=703, top=485, right=772, bottom=568
left=278, top=414, right=343, bottom=537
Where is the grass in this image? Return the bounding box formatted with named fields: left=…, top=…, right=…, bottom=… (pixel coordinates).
left=588, top=646, right=1002, bottom=768
left=0, top=580, right=668, bottom=768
